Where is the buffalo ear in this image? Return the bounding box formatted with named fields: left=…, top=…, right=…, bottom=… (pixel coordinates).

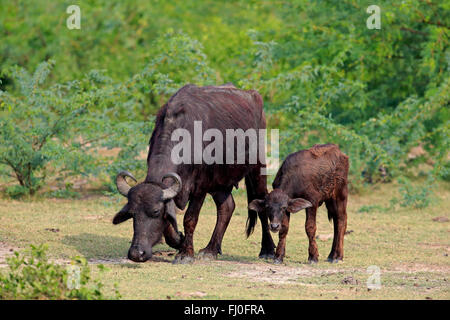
left=113, top=205, right=132, bottom=224
left=248, top=199, right=265, bottom=213
left=287, top=198, right=313, bottom=213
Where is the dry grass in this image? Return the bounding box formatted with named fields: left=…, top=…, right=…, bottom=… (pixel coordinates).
left=0, top=181, right=449, bottom=299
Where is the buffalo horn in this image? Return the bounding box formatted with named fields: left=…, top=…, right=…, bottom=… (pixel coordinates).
left=115, top=171, right=137, bottom=197
left=161, top=173, right=182, bottom=200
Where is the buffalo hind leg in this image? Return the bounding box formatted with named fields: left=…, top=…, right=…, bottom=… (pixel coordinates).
left=305, top=206, right=319, bottom=263
left=327, top=189, right=348, bottom=262
left=198, top=191, right=235, bottom=260
left=325, top=199, right=339, bottom=262
left=245, top=170, right=275, bottom=259
left=173, top=193, right=206, bottom=264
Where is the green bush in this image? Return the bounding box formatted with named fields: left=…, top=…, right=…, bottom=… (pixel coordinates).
left=393, top=176, right=436, bottom=209
left=0, top=1, right=448, bottom=196
left=0, top=244, right=120, bottom=300
left=0, top=61, right=149, bottom=197
left=0, top=61, right=96, bottom=195
left=4, top=185, right=29, bottom=199
left=357, top=204, right=388, bottom=214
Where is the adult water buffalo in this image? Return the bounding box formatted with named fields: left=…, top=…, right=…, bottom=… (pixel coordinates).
left=113, top=84, right=275, bottom=263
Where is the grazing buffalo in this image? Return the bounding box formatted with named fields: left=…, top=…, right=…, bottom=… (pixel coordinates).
left=113, top=84, right=275, bottom=263
left=247, top=144, right=349, bottom=264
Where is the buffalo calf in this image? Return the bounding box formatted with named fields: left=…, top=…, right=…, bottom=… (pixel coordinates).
left=248, top=144, right=349, bottom=263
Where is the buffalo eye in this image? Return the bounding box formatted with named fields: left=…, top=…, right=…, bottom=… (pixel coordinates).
left=147, top=208, right=160, bottom=218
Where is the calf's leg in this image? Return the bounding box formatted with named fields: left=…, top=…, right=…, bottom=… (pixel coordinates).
left=325, top=199, right=339, bottom=262
left=198, top=191, right=235, bottom=260
left=333, top=188, right=348, bottom=262
left=326, top=187, right=348, bottom=262
left=173, top=193, right=206, bottom=264
left=274, top=213, right=290, bottom=264
left=305, top=206, right=319, bottom=263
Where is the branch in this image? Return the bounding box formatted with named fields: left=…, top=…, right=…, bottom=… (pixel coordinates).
left=78, top=133, right=113, bottom=147
left=420, top=19, right=450, bottom=29
left=400, top=27, right=428, bottom=36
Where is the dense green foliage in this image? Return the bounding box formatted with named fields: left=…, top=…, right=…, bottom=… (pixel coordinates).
left=0, top=61, right=152, bottom=196
left=0, top=244, right=120, bottom=299
left=0, top=0, right=449, bottom=198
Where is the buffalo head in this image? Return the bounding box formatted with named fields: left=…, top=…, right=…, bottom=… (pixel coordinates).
left=113, top=171, right=184, bottom=262
left=248, top=189, right=312, bottom=232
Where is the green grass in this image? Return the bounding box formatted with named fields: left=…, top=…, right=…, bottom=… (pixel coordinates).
left=0, top=181, right=449, bottom=299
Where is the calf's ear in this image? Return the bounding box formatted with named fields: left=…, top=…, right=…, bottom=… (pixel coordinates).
left=248, top=199, right=265, bottom=213
left=112, top=205, right=132, bottom=224
left=287, top=198, right=313, bottom=213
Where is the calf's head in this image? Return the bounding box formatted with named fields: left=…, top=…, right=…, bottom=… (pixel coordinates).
left=112, top=171, right=183, bottom=262
left=248, top=189, right=312, bottom=232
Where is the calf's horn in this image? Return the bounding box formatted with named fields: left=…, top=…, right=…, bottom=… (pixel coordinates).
left=115, top=171, right=137, bottom=197
left=161, top=172, right=182, bottom=200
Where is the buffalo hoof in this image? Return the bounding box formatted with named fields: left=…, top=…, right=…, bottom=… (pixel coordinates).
left=308, top=258, right=318, bottom=264
left=273, top=258, right=283, bottom=265
left=172, top=255, right=195, bottom=265
left=327, top=258, right=343, bottom=264
left=197, top=250, right=218, bottom=261
left=259, top=252, right=275, bottom=260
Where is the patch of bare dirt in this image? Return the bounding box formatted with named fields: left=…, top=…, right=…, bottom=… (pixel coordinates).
left=342, top=276, right=359, bottom=285
left=432, top=216, right=449, bottom=223
left=407, top=146, right=427, bottom=160
left=390, top=263, right=450, bottom=274
left=316, top=234, right=333, bottom=241
left=88, top=257, right=130, bottom=264
left=175, top=291, right=207, bottom=298
left=418, top=243, right=450, bottom=252
left=223, top=261, right=341, bottom=284
left=82, top=215, right=103, bottom=221
left=0, top=242, right=19, bottom=267
left=316, top=230, right=353, bottom=241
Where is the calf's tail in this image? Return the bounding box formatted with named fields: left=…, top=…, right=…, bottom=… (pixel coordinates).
left=246, top=210, right=258, bottom=238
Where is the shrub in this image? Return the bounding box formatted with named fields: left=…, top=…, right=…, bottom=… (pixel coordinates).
left=392, top=176, right=436, bottom=209
left=0, top=244, right=120, bottom=300
left=0, top=61, right=149, bottom=197
left=0, top=61, right=96, bottom=195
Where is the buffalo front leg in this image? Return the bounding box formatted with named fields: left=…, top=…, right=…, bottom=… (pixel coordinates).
left=305, top=206, right=319, bottom=263
left=274, top=213, right=290, bottom=264
left=173, top=193, right=206, bottom=264
left=198, top=191, right=235, bottom=260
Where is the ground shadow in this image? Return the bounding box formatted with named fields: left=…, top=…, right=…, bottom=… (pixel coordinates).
left=62, top=233, right=178, bottom=264
left=62, top=233, right=130, bottom=260
left=219, top=254, right=261, bottom=264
